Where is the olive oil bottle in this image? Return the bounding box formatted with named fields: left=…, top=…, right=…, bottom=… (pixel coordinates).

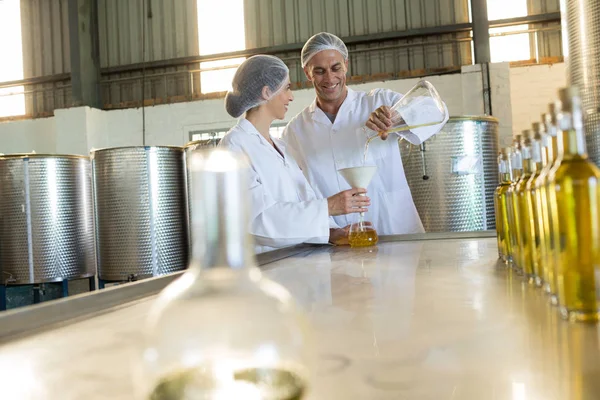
left=524, top=124, right=546, bottom=284
left=494, top=148, right=513, bottom=263
left=516, top=130, right=536, bottom=281
left=507, top=135, right=524, bottom=271
left=542, top=105, right=562, bottom=303
left=549, top=88, right=600, bottom=322
left=532, top=114, right=554, bottom=289
left=494, top=151, right=503, bottom=259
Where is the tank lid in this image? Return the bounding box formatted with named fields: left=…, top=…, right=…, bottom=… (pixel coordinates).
left=90, top=145, right=184, bottom=154
left=0, top=153, right=89, bottom=160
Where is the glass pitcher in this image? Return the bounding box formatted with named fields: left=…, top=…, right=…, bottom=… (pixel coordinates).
left=364, top=79, right=448, bottom=146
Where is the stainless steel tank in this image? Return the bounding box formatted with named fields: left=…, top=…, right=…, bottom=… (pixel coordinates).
left=399, top=116, right=499, bottom=232
left=561, top=0, right=600, bottom=165
left=0, top=154, right=95, bottom=284
left=92, top=146, right=189, bottom=281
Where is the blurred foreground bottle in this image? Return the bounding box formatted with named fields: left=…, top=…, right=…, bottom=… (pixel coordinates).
left=139, top=149, right=313, bottom=399
left=549, top=88, right=600, bottom=322
left=494, top=148, right=513, bottom=263
left=507, top=135, right=524, bottom=272
left=516, top=130, right=535, bottom=281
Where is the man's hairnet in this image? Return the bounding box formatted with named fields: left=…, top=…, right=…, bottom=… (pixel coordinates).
left=225, top=55, right=289, bottom=118
left=301, top=32, right=349, bottom=68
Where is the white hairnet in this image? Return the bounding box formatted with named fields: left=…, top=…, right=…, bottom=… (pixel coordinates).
left=225, top=55, right=289, bottom=118
left=301, top=32, right=349, bottom=68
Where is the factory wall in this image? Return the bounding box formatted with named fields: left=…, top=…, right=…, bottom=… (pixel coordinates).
left=509, top=62, right=567, bottom=138
left=0, top=63, right=567, bottom=155
left=244, top=0, right=472, bottom=83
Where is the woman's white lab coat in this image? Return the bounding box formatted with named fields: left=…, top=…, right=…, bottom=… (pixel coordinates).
left=282, top=87, right=448, bottom=236
left=219, top=118, right=331, bottom=254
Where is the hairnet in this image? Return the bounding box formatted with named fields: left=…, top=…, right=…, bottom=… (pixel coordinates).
left=301, top=32, right=349, bottom=68
left=225, top=55, right=289, bottom=118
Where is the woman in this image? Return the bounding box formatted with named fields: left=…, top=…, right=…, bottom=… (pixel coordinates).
left=219, top=55, right=370, bottom=253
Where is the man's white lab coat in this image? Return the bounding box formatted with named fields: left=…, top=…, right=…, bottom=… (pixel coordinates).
left=282, top=87, right=448, bottom=235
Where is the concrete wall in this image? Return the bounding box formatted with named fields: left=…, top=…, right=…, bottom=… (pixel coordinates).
left=0, top=62, right=567, bottom=155
left=509, top=63, right=567, bottom=140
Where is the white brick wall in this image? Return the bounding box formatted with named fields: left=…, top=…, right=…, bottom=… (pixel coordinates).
left=509, top=63, right=567, bottom=144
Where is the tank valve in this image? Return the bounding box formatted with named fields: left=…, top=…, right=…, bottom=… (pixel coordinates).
left=420, top=143, right=429, bottom=180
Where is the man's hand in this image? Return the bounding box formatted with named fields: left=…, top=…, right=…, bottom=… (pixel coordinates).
left=327, top=188, right=370, bottom=216
left=329, top=225, right=351, bottom=245
left=366, top=106, right=404, bottom=140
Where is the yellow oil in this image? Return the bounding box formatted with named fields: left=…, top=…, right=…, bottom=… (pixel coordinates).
left=494, top=151, right=513, bottom=262
left=494, top=186, right=503, bottom=259
left=526, top=126, right=546, bottom=285
left=552, top=161, right=600, bottom=321
left=533, top=180, right=549, bottom=287
left=508, top=175, right=523, bottom=271
left=542, top=117, right=561, bottom=301
left=149, top=366, right=306, bottom=400
left=507, top=136, right=523, bottom=271
left=544, top=174, right=560, bottom=302
left=520, top=174, right=537, bottom=284
left=516, top=140, right=535, bottom=279
left=349, top=228, right=379, bottom=248
left=495, top=180, right=513, bottom=263
left=532, top=118, right=554, bottom=288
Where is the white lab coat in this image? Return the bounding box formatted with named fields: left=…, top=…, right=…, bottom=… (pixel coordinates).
left=282, top=87, right=448, bottom=235
left=219, top=118, right=331, bottom=254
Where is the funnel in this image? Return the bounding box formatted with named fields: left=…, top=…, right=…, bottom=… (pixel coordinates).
left=338, top=166, right=377, bottom=189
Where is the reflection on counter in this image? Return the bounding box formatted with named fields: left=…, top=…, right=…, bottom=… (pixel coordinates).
left=1, top=238, right=600, bottom=398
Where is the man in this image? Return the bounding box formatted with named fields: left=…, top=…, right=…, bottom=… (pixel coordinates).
left=282, top=32, right=448, bottom=235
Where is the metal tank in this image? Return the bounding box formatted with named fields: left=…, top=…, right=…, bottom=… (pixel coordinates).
left=0, top=154, right=95, bottom=284
left=399, top=116, right=499, bottom=232
left=92, top=146, right=189, bottom=282
left=561, top=0, right=600, bottom=165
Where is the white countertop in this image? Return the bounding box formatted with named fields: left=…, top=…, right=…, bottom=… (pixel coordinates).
left=1, top=237, right=599, bottom=399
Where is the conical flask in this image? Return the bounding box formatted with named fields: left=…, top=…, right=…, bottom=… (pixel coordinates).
left=138, top=149, right=313, bottom=399
left=337, top=166, right=379, bottom=247
left=364, top=79, right=448, bottom=146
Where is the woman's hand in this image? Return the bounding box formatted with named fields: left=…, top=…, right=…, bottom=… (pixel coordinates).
left=327, top=189, right=370, bottom=216
left=329, top=225, right=351, bottom=245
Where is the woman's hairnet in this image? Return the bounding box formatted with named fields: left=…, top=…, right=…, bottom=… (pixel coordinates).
left=225, top=55, right=289, bottom=118
left=301, top=32, right=349, bottom=68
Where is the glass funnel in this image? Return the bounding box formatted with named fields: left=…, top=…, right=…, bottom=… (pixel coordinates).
left=137, top=149, right=313, bottom=400
left=364, top=79, right=448, bottom=146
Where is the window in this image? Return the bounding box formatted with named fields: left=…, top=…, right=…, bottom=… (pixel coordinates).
left=197, top=0, right=245, bottom=94
left=487, top=0, right=531, bottom=63
left=0, top=0, right=25, bottom=117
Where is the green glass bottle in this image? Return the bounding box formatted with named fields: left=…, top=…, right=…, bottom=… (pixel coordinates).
left=549, top=87, right=600, bottom=322
left=516, top=130, right=535, bottom=281
left=494, top=148, right=513, bottom=263
left=507, top=135, right=524, bottom=272
left=524, top=123, right=546, bottom=285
